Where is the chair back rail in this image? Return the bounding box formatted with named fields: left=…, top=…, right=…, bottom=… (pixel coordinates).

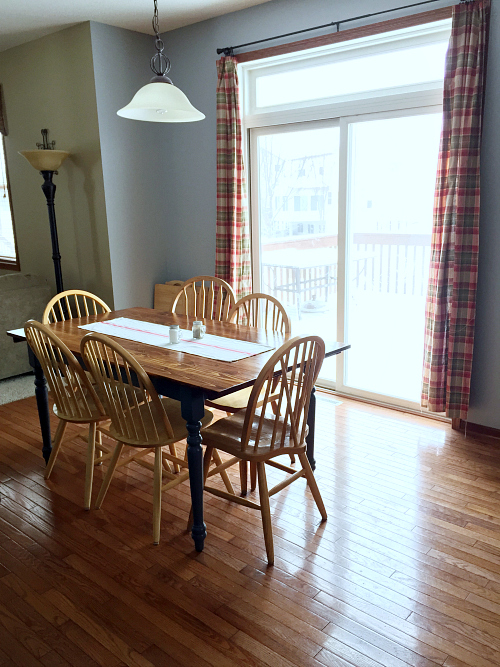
left=241, top=336, right=325, bottom=454
left=24, top=320, right=104, bottom=422
left=43, top=290, right=111, bottom=324
left=81, top=332, right=175, bottom=446
left=171, top=276, right=236, bottom=321
left=228, top=293, right=291, bottom=334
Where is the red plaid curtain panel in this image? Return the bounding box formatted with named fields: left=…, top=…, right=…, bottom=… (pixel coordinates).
left=422, top=0, right=490, bottom=420
left=215, top=56, right=252, bottom=301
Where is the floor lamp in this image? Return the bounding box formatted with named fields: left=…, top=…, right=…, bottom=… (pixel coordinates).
left=20, top=129, right=70, bottom=294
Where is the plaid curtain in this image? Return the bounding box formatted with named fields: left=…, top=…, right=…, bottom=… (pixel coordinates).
left=215, top=57, right=252, bottom=301
left=421, top=0, right=490, bottom=419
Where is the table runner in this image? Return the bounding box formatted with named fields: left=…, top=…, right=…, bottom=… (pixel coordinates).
left=78, top=318, right=273, bottom=362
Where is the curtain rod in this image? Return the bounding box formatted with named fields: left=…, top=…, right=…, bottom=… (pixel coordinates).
left=216, top=0, right=458, bottom=55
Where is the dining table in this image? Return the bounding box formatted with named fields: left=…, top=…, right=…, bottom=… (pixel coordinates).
left=8, top=307, right=350, bottom=552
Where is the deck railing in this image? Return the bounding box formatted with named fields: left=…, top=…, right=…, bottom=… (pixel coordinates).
left=261, top=233, right=431, bottom=309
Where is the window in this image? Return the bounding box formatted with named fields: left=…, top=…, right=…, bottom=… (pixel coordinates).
left=254, top=41, right=448, bottom=109
left=293, top=195, right=308, bottom=211
left=245, top=17, right=450, bottom=410
left=0, top=137, right=19, bottom=269
left=311, top=195, right=323, bottom=211
left=241, top=19, right=450, bottom=120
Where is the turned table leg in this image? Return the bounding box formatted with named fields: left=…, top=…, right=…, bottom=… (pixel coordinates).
left=181, top=387, right=207, bottom=552
left=29, top=347, right=52, bottom=464
left=306, top=386, right=317, bottom=471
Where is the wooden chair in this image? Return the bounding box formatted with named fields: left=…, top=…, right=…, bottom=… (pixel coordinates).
left=43, top=289, right=111, bottom=324
left=207, top=292, right=292, bottom=493
left=80, top=332, right=230, bottom=544
left=42, top=290, right=112, bottom=459
left=229, top=292, right=291, bottom=334
left=201, top=335, right=327, bottom=565
left=171, top=276, right=236, bottom=322
left=24, top=320, right=109, bottom=509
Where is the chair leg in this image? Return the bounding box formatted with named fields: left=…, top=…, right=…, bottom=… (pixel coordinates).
left=44, top=420, right=68, bottom=479
left=298, top=452, right=327, bottom=521
left=95, top=442, right=124, bottom=509
left=250, top=462, right=257, bottom=492
left=84, top=422, right=97, bottom=510
left=212, top=449, right=235, bottom=495
left=289, top=453, right=296, bottom=464
left=153, top=447, right=163, bottom=545
left=257, top=462, right=274, bottom=566
left=239, top=461, right=248, bottom=496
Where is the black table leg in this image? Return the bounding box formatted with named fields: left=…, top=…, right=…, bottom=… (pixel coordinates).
left=306, top=386, right=316, bottom=470
left=29, top=347, right=52, bottom=464
left=181, top=387, right=207, bottom=552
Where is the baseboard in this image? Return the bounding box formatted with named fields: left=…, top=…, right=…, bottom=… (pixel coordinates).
left=453, top=419, right=500, bottom=440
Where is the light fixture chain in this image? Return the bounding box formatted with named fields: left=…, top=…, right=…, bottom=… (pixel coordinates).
left=150, top=0, right=171, bottom=76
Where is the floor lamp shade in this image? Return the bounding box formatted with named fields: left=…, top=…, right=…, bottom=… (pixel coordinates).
left=19, top=150, right=70, bottom=171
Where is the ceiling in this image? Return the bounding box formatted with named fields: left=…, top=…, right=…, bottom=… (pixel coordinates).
left=0, top=0, right=272, bottom=52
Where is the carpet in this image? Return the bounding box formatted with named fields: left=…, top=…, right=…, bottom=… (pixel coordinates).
left=0, top=373, right=35, bottom=405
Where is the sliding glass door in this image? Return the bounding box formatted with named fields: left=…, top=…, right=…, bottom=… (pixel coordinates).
left=250, top=122, right=340, bottom=381
left=251, top=107, right=442, bottom=408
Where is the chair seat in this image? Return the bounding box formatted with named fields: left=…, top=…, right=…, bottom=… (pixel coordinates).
left=207, top=386, right=253, bottom=412
left=202, top=409, right=306, bottom=461
left=108, top=396, right=213, bottom=448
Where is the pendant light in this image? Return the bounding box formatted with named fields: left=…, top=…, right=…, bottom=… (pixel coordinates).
left=117, top=0, right=205, bottom=123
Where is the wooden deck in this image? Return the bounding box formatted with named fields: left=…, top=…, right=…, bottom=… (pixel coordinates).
left=1, top=392, right=500, bottom=666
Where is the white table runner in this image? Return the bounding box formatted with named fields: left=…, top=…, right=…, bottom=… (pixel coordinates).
left=78, top=318, right=273, bottom=362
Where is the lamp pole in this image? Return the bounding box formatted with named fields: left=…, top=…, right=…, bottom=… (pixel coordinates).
left=40, top=170, right=64, bottom=294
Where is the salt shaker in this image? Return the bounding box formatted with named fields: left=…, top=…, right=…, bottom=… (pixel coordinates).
left=169, top=324, right=182, bottom=344
left=192, top=321, right=206, bottom=339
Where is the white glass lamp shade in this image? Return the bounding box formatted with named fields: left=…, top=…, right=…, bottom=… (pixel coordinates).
left=117, top=81, right=205, bottom=122
left=19, top=150, right=70, bottom=171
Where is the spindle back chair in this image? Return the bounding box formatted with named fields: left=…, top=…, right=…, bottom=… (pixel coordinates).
left=201, top=335, right=327, bottom=565
left=208, top=292, right=292, bottom=491
left=171, top=276, right=236, bottom=321
left=228, top=293, right=291, bottom=334
left=43, top=290, right=111, bottom=324
left=24, top=320, right=108, bottom=509
left=80, top=332, right=217, bottom=544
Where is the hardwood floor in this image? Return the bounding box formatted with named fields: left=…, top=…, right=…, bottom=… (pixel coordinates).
left=1, top=392, right=500, bottom=667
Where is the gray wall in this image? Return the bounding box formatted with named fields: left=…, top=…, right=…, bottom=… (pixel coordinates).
left=160, top=0, right=500, bottom=428
left=467, top=0, right=500, bottom=428
left=90, top=22, right=172, bottom=309
left=0, top=23, right=113, bottom=306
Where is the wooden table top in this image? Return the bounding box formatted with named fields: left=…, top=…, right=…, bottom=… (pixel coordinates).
left=11, top=307, right=350, bottom=397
